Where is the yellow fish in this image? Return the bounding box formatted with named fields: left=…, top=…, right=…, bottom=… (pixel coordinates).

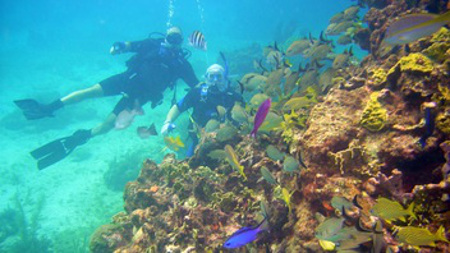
left=371, top=197, right=417, bottom=222
left=395, top=225, right=450, bottom=247
left=163, top=136, right=185, bottom=152
left=224, top=145, right=247, bottom=180
left=274, top=186, right=293, bottom=213
left=319, top=239, right=336, bottom=251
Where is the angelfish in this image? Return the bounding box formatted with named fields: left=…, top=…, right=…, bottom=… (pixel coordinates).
left=223, top=218, right=269, bottom=249
left=250, top=98, right=271, bottom=138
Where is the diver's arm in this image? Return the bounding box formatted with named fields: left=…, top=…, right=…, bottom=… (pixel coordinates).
left=161, top=105, right=181, bottom=135
left=110, top=41, right=131, bottom=55
left=110, top=39, right=157, bottom=55
left=164, top=88, right=196, bottom=125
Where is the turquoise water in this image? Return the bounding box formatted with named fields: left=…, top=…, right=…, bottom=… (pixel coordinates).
left=0, top=0, right=361, bottom=252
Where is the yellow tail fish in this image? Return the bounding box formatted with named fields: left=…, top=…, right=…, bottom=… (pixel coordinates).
left=224, top=145, right=247, bottom=181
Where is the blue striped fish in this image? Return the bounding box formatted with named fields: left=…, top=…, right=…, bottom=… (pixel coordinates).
left=188, top=30, right=207, bottom=50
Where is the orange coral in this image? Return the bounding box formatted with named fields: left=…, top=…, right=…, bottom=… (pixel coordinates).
left=149, top=185, right=159, bottom=193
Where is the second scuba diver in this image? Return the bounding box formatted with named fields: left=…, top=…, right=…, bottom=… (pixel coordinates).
left=161, top=63, right=244, bottom=157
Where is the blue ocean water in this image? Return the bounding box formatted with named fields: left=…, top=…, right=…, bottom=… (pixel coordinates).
left=0, top=0, right=361, bottom=252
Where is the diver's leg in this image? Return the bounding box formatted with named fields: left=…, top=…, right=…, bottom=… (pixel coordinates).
left=14, top=83, right=105, bottom=120
left=15, top=70, right=129, bottom=120
left=91, top=113, right=116, bottom=136
left=60, top=83, right=104, bottom=105
left=90, top=95, right=133, bottom=136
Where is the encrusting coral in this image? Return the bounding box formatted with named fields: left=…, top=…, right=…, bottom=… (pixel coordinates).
left=367, top=67, right=387, bottom=88
left=360, top=91, right=388, bottom=132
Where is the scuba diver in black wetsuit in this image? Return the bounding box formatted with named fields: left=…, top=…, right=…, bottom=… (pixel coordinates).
left=161, top=63, right=244, bottom=157
left=14, top=27, right=199, bottom=169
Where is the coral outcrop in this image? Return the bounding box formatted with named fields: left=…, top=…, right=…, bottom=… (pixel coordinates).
left=91, top=1, right=450, bottom=252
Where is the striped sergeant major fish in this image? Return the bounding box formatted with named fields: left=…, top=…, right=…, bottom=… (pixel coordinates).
left=188, top=30, right=207, bottom=50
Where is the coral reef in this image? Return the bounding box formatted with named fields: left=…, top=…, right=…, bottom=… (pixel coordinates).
left=91, top=1, right=450, bottom=252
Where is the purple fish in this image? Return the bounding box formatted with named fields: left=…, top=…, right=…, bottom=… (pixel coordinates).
left=251, top=98, right=271, bottom=138
left=223, top=219, right=268, bottom=249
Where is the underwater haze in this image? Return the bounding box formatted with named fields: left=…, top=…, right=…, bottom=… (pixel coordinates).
left=1, top=0, right=362, bottom=252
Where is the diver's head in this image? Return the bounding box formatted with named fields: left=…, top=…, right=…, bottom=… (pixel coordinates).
left=165, top=26, right=183, bottom=48
left=205, top=64, right=227, bottom=92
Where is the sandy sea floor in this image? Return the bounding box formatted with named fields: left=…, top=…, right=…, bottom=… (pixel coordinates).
left=0, top=41, right=184, bottom=250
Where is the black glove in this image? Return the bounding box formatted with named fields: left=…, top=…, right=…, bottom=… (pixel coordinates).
left=63, top=129, right=92, bottom=151
left=110, top=42, right=127, bottom=55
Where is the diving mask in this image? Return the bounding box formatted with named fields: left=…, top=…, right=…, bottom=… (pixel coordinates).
left=205, top=64, right=227, bottom=92
left=165, top=27, right=183, bottom=47
left=207, top=72, right=227, bottom=92
left=166, top=32, right=183, bottom=46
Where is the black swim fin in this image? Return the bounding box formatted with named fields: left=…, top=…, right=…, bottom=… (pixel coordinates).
left=14, top=99, right=63, bottom=120
left=30, top=129, right=91, bottom=170
left=14, top=99, right=53, bottom=120
left=31, top=137, right=72, bottom=170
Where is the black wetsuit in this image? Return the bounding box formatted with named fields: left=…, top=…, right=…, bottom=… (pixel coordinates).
left=100, top=38, right=199, bottom=115
left=177, top=84, right=244, bottom=156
